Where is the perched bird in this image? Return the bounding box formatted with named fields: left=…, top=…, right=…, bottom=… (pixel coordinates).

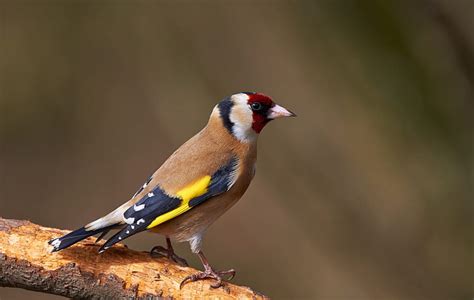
left=49, top=92, right=295, bottom=288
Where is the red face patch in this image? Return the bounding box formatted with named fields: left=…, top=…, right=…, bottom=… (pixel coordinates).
left=246, top=93, right=274, bottom=133
left=247, top=93, right=274, bottom=107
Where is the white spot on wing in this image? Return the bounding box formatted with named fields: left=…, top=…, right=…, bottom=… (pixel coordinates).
left=134, top=204, right=145, bottom=211
left=137, top=219, right=145, bottom=225
left=147, top=192, right=154, bottom=197
left=51, top=239, right=61, bottom=248
left=125, top=217, right=135, bottom=224
left=131, top=225, right=135, bottom=229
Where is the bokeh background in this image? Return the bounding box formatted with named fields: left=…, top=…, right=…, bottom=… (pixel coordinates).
left=0, top=1, right=472, bottom=299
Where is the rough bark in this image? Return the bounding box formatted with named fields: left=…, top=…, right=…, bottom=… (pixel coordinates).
left=0, top=218, right=267, bottom=299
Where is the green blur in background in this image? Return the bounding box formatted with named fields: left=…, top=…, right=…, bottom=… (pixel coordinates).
left=0, top=1, right=472, bottom=299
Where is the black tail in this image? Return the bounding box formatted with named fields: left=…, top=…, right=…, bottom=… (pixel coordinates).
left=49, top=224, right=119, bottom=252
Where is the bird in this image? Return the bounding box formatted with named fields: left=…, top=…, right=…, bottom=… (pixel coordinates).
left=49, top=92, right=295, bottom=288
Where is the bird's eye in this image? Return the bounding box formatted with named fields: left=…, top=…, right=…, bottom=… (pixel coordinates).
left=251, top=102, right=262, bottom=111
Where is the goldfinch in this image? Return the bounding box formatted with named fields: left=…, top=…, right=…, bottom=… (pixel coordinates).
left=49, top=92, right=295, bottom=288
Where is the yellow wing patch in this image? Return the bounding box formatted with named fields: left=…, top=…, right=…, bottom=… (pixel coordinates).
left=146, top=175, right=211, bottom=229
left=176, top=175, right=211, bottom=202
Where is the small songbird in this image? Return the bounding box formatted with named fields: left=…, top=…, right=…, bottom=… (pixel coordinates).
left=49, top=92, right=295, bottom=288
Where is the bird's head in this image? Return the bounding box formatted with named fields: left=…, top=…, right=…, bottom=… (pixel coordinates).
left=213, top=92, right=296, bottom=142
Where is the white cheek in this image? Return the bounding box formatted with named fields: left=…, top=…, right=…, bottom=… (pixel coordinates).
left=229, top=98, right=257, bottom=142
left=230, top=114, right=257, bottom=142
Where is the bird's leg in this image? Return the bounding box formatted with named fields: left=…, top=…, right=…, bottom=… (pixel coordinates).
left=180, top=251, right=235, bottom=289
left=151, top=237, right=188, bottom=266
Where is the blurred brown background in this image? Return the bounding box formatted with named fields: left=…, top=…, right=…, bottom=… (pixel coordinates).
left=0, top=1, right=472, bottom=299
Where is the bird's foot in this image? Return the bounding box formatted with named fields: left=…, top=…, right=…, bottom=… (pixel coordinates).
left=150, top=245, right=189, bottom=267
left=180, top=267, right=235, bottom=289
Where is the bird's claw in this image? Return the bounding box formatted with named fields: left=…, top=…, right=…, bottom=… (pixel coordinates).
left=180, top=268, right=236, bottom=289
left=150, top=245, right=168, bottom=257
left=150, top=245, right=189, bottom=267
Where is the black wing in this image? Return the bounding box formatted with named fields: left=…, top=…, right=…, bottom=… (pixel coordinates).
left=98, top=156, right=239, bottom=252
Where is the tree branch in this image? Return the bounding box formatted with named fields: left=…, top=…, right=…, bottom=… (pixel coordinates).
left=0, top=218, right=267, bottom=299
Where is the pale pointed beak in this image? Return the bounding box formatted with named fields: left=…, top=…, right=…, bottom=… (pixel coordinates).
left=268, top=104, right=297, bottom=119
